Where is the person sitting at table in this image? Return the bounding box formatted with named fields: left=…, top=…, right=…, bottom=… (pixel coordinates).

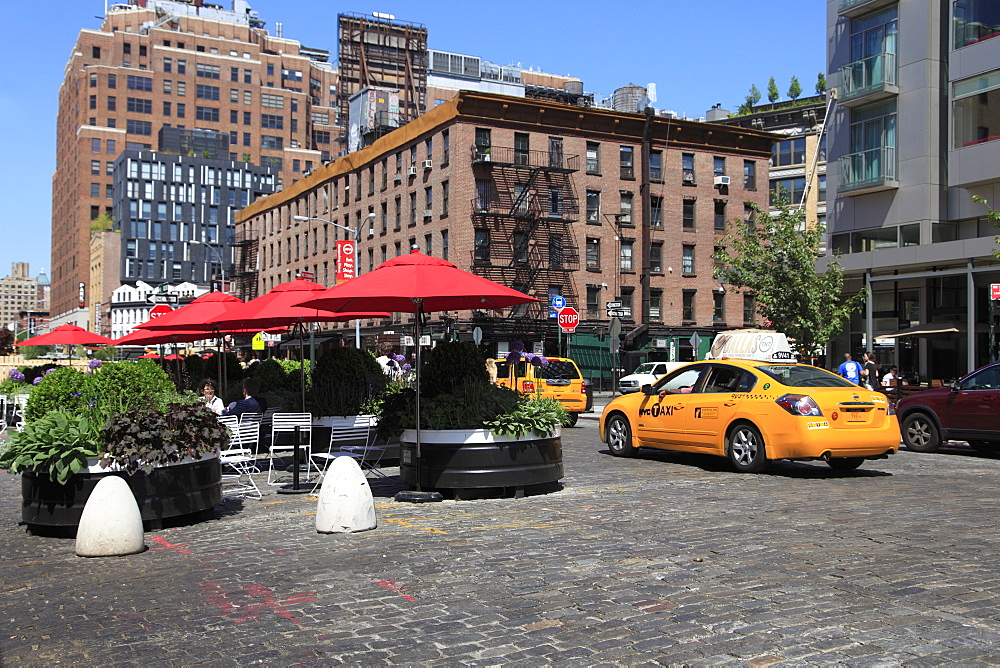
left=882, top=366, right=899, bottom=386
left=198, top=377, right=225, bottom=414
left=222, top=378, right=267, bottom=418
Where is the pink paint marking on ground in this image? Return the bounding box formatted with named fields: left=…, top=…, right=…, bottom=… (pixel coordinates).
left=375, top=579, right=417, bottom=601
left=200, top=581, right=317, bottom=626
left=148, top=535, right=193, bottom=555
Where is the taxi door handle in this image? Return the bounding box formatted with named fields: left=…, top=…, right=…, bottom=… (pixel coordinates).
left=723, top=401, right=737, bottom=406
left=673, top=403, right=685, bottom=409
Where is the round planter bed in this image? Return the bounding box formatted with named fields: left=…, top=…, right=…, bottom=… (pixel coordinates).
left=21, top=454, right=222, bottom=533
left=399, top=428, right=562, bottom=499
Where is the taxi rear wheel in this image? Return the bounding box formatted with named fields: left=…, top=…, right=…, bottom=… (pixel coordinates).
left=606, top=414, right=637, bottom=457
left=901, top=413, right=941, bottom=453
left=827, top=457, right=865, bottom=470
left=727, top=423, right=768, bottom=473
left=566, top=413, right=579, bottom=427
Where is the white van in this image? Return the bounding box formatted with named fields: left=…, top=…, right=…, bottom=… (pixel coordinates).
left=617, top=361, right=688, bottom=395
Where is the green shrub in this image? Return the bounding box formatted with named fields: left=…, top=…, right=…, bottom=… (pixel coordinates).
left=482, top=396, right=569, bottom=438
left=89, top=359, right=178, bottom=417
left=308, top=347, right=388, bottom=416
left=420, top=341, right=488, bottom=398
left=0, top=412, right=100, bottom=484
left=377, top=381, right=522, bottom=435
left=25, top=367, right=94, bottom=421
left=22, top=364, right=58, bottom=385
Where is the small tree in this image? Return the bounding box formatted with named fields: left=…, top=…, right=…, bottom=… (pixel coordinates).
left=711, top=202, right=865, bottom=361
left=787, top=76, right=802, bottom=101
left=972, top=196, right=1000, bottom=260
left=745, top=84, right=761, bottom=110
left=240, top=152, right=252, bottom=163
left=767, top=77, right=780, bottom=103
left=816, top=72, right=827, bottom=94
left=90, top=212, right=114, bottom=232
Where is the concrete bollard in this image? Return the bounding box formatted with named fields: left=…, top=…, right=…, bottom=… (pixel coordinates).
left=315, top=457, right=377, bottom=533
left=75, top=476, right=145, bottom=557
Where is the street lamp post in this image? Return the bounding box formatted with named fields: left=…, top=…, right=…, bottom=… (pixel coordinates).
left=294, top=214, right=375, bottom=349
left=190, top=239, right=226, bottom=292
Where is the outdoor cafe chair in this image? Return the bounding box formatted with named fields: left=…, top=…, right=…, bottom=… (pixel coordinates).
left=309, top=416, right=385, bottom=492
left=219, top=420, right=262, bottom=500
left=267, top=412, right=319, bottom=486
left=0, top=395, right=8, bottom=438
left=11, top=395, right=27, bottom=433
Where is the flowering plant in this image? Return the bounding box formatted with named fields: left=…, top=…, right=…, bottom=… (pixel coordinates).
left=8, top=369, right=25, bottom=382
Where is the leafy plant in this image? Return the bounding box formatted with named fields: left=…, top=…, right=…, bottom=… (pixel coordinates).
left=420, top=340, right=489, bottom=399
left=787, top=76, right=802, bottom=101
left=308, top=347, right=387, bottom=416
left=767, top=77, right=780, bottom=103
left=100, top=400, right=229, bottom=475
left=816, top=72, right=827, bottom=94
left=483, top=397, right=569, bottom=438
left=0, top=412, right=99, bottom=484
left=25, top=367, right=94, bottom=421
left=378, top=382, right=522, bottom=435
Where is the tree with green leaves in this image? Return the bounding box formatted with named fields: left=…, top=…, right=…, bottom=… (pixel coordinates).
left=90, top=212, right=114, bottom=232
left=745, top=84, right=761, bottom=110
left=787, top=76, right=802, bottom=100
left=711, top=202, right=865, bottom=361
left=972, top=196, right=1000, bottom=260
left=816, top=72, right=827, bottom=94
left=767, top=77, right=780, bottom=103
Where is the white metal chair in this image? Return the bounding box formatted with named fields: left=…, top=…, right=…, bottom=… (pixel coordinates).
left=310, top=417, right=390, bottom=492
left=267, top=413, right=319, bottom=486
left=219, top=419, right=262, bottom=500
left=239, top=412, right=262, bottom=424
left=0, top=395, right=8, bottom=438
left=11, top=395, right=28, bottom=432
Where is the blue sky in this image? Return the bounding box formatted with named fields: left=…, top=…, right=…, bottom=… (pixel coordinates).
left=0, top=0, right=825, bottom=281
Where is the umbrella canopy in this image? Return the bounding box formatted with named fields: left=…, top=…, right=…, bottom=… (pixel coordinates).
left=207, top=279, right=390, bottom=330
left=164, top=354, right=185, bottom=360
left=16, top=324, right=115, bottom=347
left=113, top=326, right=287, bottom=347
left=136, top=291, right=244, bottom=331
left=297, top=249, right=539, bottom=315
left=138, top=352, right=161, bottom=359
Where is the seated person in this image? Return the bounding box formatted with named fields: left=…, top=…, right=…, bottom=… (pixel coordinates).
left=199, top=378, right=225, bottom=414
left=222, top=378, right=265, bottom=418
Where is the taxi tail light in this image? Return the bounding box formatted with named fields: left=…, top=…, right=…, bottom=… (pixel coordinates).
left=775, top=393, right=822, bottom=417
left=887, top=401, right=896, bottom=416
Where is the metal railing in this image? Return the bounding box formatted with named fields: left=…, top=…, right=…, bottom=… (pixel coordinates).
left=838, top=146, right=897, bottom=191
left=838, top=52, right=897, bottom=101
left=470, top=145, right=579, bottom=171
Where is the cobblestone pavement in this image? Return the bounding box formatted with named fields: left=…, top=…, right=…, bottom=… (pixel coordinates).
left=6, top=422, right=1000, bottom=665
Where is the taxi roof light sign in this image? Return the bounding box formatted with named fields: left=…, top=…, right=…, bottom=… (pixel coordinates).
left=707, top=329, right=796, bottom=362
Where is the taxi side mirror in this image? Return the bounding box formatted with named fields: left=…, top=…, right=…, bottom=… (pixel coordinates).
left=641, top=384, right=655, bottom=396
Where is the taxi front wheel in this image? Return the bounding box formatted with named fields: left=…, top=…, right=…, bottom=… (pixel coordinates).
left=606, top=414, right=637, bottom=457
left=727, top=423, right=768, bottom=473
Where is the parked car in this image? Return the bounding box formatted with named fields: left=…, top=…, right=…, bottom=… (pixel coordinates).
left=618, top=362, right=687, bottom=395
left=896, top=361, right=1000, bottom=452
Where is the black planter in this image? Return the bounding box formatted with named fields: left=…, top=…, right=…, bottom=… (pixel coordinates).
left=21, top=456, right=222, bottom=530
left=399, top=428, right=563, bottom=498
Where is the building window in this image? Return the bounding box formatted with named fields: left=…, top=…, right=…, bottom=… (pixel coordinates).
left=261, top=93, right=284, bottom=109
left=107, top=74, right=116, bottom=88
left=90, top=183, right=100, bottom=198
left=196, top=63, right=220, bottom=79
left=620, top=289, right=634, bottom=320
left=619, top=192, right=633, bottom=225
left=772, top=138, right=806, bottom=166
left=127, top=97, right=152, bottom=113
left=743, top=160, right=756, bottom=190
left=475, top=128, right=491, bottom=151
left=682, top=290, right=696, bottom=322
left=620, top=146, right=634, bottom=179
left=650, top=242, right=663, bottom=273
left=650, top=196, right=663, bottom=227
left=744, top=294, right=755, bottom=324
left=409, top=192, right=417, bottom=226
left=844, top=99, right=897, bottom=188
left=682, top=153, right=695, bottom=183
left=714, top=156, right=726, bottom=176
left=549, top=188, right=562, bottom=216
left=586, top=141, right=600, bottom=174
left=650, top=291, right=662, bottom=321
left=649, top=150, right=662, bottom=180
left=91, top=160, right=100, bottom=175
left=196, top=106, right=219, bottom=122
left=441, top=230, right=449, bottom=260
left=586, top=238, right=600, bottom=270
left=953, top=68, right=1000, bottom=147
left=91, top=138, right=100, bottom=153
left=586, top=190, right=600, bottom=223
left=714, top=200, right=727, bottom=231
left=126, top=119, right=152, bottom=135
left=955, top=0, right=1000, bottom=48
left=474, top=229, right=490, bottom=263
left=441, top=180, right=449, bottom=217
left=818, top=174, right=827, bottom=202
left=586, top=286, right=600, bottom=320
left=89, top=94, right=97, bottom=109
left=770, top=177, right=806, bottom=206
left=683, top=199, right=696, bottom=229
left=92, top=46, right=101, bottom=59
left=126, top=75, right=152, bottom=91
left=513, top=132, right=529, bottom=165
left=261, top=114, right=283, bottom=129
left=549, top=234, right=564, bottom=269
left=106, top=139, right=115, bottom=154
left=196, top=84, right=220, bottom=100
left=261, top=135, right=283, bottom=150
left=442, top=129, right=450, bottom=164
left=620, top=241, right=634, bottom=271
left=713, top=292, right=725, bottom=323
left=682, top=245, right=695, bottom=274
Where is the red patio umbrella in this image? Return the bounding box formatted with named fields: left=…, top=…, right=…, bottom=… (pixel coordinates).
left=138, top=352, right=160, bottom=359
left=163, top=354, right=184, bottom=360
left=135, top=291, right=244, bottom=331
left=114, top=326, right=287, bottom=347
left=297, top=249, right=538, bottom=501
left=16, top=324, right=115, bottom=348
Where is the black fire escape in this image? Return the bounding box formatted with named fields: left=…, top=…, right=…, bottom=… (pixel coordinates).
left=231, top=230, right=260, bottom=302
left=469, top=145, right=580, bottom=327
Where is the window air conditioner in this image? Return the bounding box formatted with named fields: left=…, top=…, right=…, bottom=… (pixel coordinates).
left=714, top=175, right=731, bottom=186
left=683, top=173, right=694, bottom=182
left=393, top=173, right=402, bottom=183
left=406, top=166, right=418, bottom=176
left=423, top=209, right=433, bottom=218
left=653, top=338, right=667, bottom=348
left=422, top=160, right=433, bottom=170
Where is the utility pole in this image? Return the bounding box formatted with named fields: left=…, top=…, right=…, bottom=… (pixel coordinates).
left=639, top=106, right=655, bottom=329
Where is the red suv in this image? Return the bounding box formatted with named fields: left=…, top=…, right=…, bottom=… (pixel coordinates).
left=897, top=361, right=1000, bottom=452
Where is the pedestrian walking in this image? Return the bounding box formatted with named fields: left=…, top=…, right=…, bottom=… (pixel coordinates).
left=838, top=353, right=864, bottom=385
left=862, top=351, right=882, bottom=392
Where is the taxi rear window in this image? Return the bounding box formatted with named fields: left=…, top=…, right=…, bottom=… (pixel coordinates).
left=755, top=364, right=856, bottom=388
left=535, top=360, right=581, bottom=380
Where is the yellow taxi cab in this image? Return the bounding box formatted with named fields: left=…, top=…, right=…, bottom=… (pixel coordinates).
left=495, top=356, right=590, bottom=426
left=599, top=332, right=899, bottom=472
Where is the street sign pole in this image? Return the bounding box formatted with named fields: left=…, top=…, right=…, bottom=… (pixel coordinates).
left=990, top=283, right=999, bottom=361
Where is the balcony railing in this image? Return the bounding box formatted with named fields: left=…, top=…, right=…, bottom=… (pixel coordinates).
left=470, top=145, right=579, bottom=172
left=837, top=0, right=895, bottom=18
left=838, top=52, right=897, bottom=105
left=838, top=146, right=898, bottom=194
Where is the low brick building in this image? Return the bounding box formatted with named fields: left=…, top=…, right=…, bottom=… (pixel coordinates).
left=235, top=91, right=775, bottom=381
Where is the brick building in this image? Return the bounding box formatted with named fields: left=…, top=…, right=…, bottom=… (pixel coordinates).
left=52, top=0, right=337, bottom=324
left=235, top=91, right=774, bottom=380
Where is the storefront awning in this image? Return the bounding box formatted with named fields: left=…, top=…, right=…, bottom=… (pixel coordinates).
left=881, top=322, right=962, bottom=338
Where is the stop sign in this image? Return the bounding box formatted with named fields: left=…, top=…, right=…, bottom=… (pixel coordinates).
left=558, top=306, right=579, bottom=333
left=149, top=304, right=172, bottom=318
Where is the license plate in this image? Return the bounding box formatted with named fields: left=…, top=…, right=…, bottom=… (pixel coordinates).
left=846, top=411, right=867, bottom=422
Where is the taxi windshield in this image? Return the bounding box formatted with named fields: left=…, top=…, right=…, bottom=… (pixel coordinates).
left=755, top=364, right=856, bottom=388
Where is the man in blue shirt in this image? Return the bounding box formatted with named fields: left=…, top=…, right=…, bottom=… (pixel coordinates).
left=222, top=378, right=267, bottom=417
left=837, top=353, right=864, bottom=385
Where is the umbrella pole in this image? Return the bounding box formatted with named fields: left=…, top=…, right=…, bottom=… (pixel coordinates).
left=298, top=321, right=306, bottom=413
left=395, top=303, right=442, bottom=503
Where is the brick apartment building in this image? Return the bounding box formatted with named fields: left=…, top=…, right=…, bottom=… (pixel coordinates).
left=52, top=0, right=338, bottom=324
left=235, top=91, right=774, bottom=379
